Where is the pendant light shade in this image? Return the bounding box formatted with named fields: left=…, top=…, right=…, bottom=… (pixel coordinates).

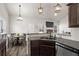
left=54, top=3, right=62, bottom=16
left=54, top=3, right=62, bottom=12
left=17, top=16, right=23, bottom=21
left=17, top=5, right=23, bottom=21
left=38, top=3, right=43, bottom=14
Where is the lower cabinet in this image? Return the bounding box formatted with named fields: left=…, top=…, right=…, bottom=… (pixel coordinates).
left=40, top=45, right=55, bottom=56
left=31, top=47, right=39, bottom=56
left=30, top=40, right=39, bottom=56
left=30, top=40, right=55, bottom=56
left=0, top=41, right=6, bottom=56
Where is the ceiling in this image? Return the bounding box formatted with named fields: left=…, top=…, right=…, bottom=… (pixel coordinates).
left=5, top=3, right=68, bottom=20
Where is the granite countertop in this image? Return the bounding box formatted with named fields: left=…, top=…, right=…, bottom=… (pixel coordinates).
left=56, top=33, right=71, bottom=36
left=56, top=38, right=79, bottom=50
left=28, top=36, right=79, bottom=50
left=39, top=38, right=79, bottom=50
left=27, top=33, right=49, bottom=35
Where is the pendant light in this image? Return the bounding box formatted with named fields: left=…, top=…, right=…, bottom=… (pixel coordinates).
left=38, top=3, right=43, bottom=14
left=54, top=3, right=62, bottom=16
left=17, top=5, right=23, bottom=21
left=54, top=3, right=62, bottom=12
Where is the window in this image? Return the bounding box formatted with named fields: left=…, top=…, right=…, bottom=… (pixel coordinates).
left=0, top=19, right=3, bottom=33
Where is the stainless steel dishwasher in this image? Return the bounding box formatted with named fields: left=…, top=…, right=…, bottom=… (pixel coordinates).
left=56, top=43, right=78, bottom=56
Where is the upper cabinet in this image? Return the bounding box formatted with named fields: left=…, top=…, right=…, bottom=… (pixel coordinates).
left=67, top=3, right=79, bottom=27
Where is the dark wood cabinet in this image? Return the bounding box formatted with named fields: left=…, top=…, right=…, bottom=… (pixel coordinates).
left=67, top=3, right=79, bottom=27
left=30, top=40, right=40, bottom=56
left=30, top=40, right=55, bottom=56
left=40, top=40, right=55, bottom=56
left=0, top=40, right=6, bottom=56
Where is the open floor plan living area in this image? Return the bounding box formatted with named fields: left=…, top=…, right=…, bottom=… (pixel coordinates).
left=0, top=3, right=79, bottom=56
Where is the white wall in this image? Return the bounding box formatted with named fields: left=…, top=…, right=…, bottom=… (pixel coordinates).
left=58, top=16, right=71, bottom=33
left=59, top=15, right=79, bottom=41
left=10, top=16, right=59, bottom=34
left=0, top=4, right=9, bottom=34
left=71, top=28, right=79, bottom=41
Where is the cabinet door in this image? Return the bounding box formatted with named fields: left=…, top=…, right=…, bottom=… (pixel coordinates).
left=39, top=40, right=56, bottom=56
left=0, top=50, right=1, bottom=56
left=30, top=40, right=40, bottom=56
left=0, top=46, right=6, bottom=56
left=31, top=47, right=39, bottom=56
left=77, top=4, right=79, bottom=25
left=0, top=41, right=6, bottom=56
left=69, top=4, right=77, bottom=27
left=40, top=45, right=55, bottom=56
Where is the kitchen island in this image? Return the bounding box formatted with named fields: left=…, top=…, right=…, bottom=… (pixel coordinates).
left=41, top=38, right=79, bottom=56
left=29, top=36, right=79, bottom=56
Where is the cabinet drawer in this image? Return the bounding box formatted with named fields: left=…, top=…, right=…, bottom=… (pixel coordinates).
left=30, top=40, right=40, bottom=47
left=40, top=40, right=55, bottom=46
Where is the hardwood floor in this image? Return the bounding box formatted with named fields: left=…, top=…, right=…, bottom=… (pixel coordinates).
left=6, top=45, right=27, bottom=56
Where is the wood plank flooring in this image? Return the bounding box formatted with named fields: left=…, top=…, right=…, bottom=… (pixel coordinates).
left=6, top=45, right=28, bottom=56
